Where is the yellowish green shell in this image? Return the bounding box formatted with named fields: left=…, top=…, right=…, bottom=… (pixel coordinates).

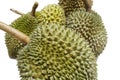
left=17, top=23, right=97, bottom=80
left=36, top=4, right=66, bottom=25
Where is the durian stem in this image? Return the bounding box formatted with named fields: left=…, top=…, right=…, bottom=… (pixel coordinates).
left=83, top=0, right=93, bottom=12
left=0, top=21, right=30, bottom=44
left=31, top=2, right=39, bottom=17
left=10, top=8, right=24, bottom=15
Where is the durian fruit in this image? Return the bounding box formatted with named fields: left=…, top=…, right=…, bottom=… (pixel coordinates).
left=66, top=9, right=107, bottom=57
left=5, top=14, right=39, bottom=59
left=17, top=23, right=97, bottom=80
left=5, top=4, right=65, bottom=59
left=35, top=4, right=66, bottom=25
left=58, top=0, right=86, bottom=15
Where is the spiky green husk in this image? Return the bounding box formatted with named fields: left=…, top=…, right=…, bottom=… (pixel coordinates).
left=17, top=23, right=97, bottom=80
left=66, top=9, right=107, bottom=57
left=5, top=14, right=39, bottom=59
left=36, top=4, right=66, bottom=25
left=58, top=0, right=85, bottom=15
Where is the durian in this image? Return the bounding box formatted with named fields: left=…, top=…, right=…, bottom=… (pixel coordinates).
left=17, top=23, right=97, bottom=80
left=3, top=1, right=107, bottom=79
left=66, top=9, right=107, bottom=57
left=35, top=4, right=66, bottom=25
left=5, top=14, right=39, bottom=59
left=58, top=0, right=86, bottom=15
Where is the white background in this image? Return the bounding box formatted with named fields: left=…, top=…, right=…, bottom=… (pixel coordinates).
left=0, top=0, right=119, bottom=80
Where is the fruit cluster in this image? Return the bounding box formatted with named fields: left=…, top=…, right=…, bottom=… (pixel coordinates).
left=5, top=0, right=107, bottom=80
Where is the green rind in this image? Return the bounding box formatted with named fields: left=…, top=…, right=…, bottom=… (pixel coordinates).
left=58, top=0, right=85, bottom=15
left=5, top=14, right=39, bottom=59
left=66, top=9, right=107, bottom=57
left=17, top=23, right=97, bottom=80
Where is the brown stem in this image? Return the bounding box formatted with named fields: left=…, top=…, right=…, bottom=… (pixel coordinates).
left=31, top=2, right=39, bottom=17
left=10, top=8, right=24, bottom=15
left=0, top=21, right=30, bottom=44
left=83, top=0, right=93, bottom=12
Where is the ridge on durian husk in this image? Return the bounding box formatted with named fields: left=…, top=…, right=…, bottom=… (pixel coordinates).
left=35, top=4, right=66, bottom=25
left=5, top=14, right=39, bottom=59
left=17, top=23, right=97, bottom=80
left=66, top=8, right=107, bottom=57
left=58, top=0, right=86, bottom=16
